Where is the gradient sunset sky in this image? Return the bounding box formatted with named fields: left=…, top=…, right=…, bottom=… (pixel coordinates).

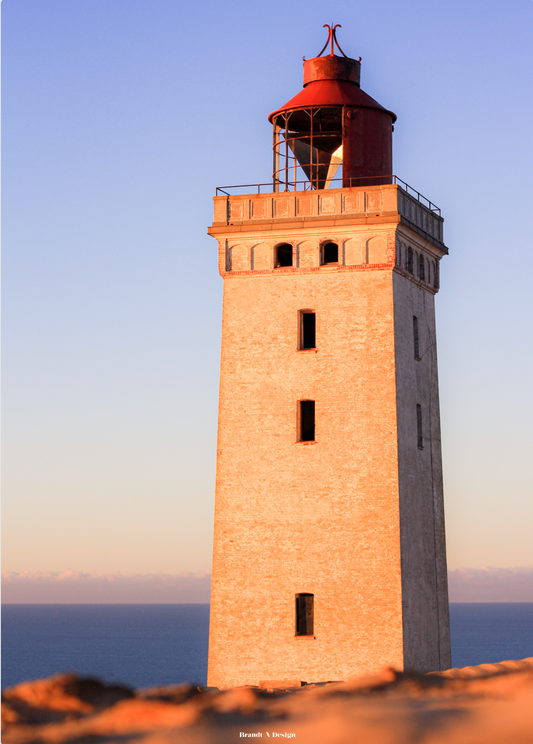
left=3, top=0, right=533, bottom=579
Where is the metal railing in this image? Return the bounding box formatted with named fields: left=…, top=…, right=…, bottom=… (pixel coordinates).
left=215, top=175, right=441, bottom=215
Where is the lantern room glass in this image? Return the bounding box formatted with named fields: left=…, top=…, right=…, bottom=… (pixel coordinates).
left=272, top=107, right=343, bottom=192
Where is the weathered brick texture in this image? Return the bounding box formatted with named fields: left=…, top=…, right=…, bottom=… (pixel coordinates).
left=207, top=185, right=451, bottom=688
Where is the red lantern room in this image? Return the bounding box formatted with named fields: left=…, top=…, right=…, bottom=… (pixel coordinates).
left=268, top=25, right=397, bottom=191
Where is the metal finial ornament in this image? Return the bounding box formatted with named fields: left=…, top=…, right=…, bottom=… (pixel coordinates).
left=317, top=24, right=347, bottom=57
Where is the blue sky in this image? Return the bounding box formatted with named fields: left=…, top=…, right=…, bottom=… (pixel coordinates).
left=2, top=0, right=533, bottom=575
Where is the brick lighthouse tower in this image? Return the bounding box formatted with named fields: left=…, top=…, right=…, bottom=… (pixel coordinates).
left=208, top=26, right=451, bottom=688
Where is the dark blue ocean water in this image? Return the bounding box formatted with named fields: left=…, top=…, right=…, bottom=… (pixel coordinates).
left=2, top=603, right=532, bottom=691
left=449, top=603, right=533, bottom=669
left=1, top=604, right=210, bottom=691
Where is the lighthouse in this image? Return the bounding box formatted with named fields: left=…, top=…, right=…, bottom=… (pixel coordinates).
left=207, top=26, right=451, bottom=688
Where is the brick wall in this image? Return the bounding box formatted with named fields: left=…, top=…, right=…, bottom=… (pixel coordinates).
left=208, top=191, right=449, bottom=687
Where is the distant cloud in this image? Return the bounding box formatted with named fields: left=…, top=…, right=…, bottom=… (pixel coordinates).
left=448, top=566, right=533, bottom=602
left=1, top=571, right=211, bottom=604
left=3, top=566, right=533, bottom=604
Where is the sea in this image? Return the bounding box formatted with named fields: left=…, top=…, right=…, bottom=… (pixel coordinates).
left=2, top=603, right=533, bottom=691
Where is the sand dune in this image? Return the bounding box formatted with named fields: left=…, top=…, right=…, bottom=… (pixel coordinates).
left=3, top=659, right=533, bottom=743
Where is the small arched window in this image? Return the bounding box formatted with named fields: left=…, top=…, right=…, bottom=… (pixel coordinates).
left=275, top=243, right=293, bottom=268
left=321, top=242, right=339, bottom=265
left=418, top=254, right=425, bottom=281
left=407, top=247, right=413, bottom=274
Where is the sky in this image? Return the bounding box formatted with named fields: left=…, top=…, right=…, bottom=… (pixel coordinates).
left=2, top=0, right=533, bottom=587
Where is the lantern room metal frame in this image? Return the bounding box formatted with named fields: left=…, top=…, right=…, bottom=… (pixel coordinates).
left=269, top=25, right=396, bottom=192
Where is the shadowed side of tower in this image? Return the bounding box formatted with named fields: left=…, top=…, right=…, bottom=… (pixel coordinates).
left=207, top=28, right=451, bottom=688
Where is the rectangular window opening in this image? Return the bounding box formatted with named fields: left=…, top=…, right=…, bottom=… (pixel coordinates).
left=295, top=593, right=314, bottom=636
left=413, top=316, right=420, bottom=360
left=417, top=404, right=424, bottom=449
left=299, top=400, right=315, bottom=442
left=300, top=311, right=316, bottom=350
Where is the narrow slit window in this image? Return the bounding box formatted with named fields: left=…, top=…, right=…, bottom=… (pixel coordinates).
left=299, top=400, right=315, bottom=442
left=407, top=247, right=413, bottom=274
left=418, top=254, right=425, bottom=281
left=300, top=311, right=316, bottom=350
left=295, top=593, right=314, bottom=636
left=322, top=242, right=338, bottom=265
left=434, top=261, right=440, bottom=289
left=417, top=404, right=424, bottom=449
left=275, top=243, right=293, bottom=268
left=413, top=316, right=420, bottom=360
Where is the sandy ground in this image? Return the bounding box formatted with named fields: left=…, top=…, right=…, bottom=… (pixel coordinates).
left=3, top=659, right=533, bottom=743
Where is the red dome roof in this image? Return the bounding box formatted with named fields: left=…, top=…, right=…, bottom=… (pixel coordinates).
left=268, top=77, right=396, bottom=123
